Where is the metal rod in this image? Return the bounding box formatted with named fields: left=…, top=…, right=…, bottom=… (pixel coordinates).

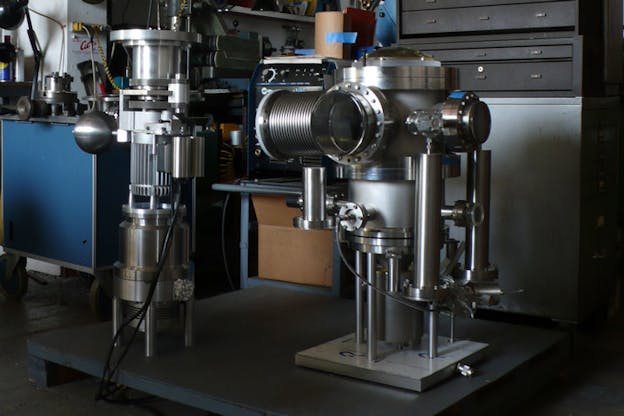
left=413, top=153, right=443, bottom=301
left=387, top=254, right=400, bottom=293
left=112, top=296, right=122, bottom=347
left=355, top=250, right=364, bottom=344
left=465, top=149, right=491, bottom=275
left=366, top=252, right=377, bottom=362
left=449, top=312, right=455, bottom=344
left=145, top=304, right=156, bottom=357
left=428, top=307, right=438, bottom=359
left=184, top=299, right=194, bottom=347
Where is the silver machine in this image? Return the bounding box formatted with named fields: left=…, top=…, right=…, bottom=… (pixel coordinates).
left=254, top=51, right=500, bottom=391
left=74, top=2, right=206, bottom=357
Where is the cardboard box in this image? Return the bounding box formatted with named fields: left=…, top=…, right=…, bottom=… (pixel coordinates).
left=252, top=195, right=333, bottom=287
left=314, top=11, right=352, bottom=60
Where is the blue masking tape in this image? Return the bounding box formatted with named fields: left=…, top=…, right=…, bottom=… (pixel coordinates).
left=295, top=49, right=316, bottom=55
left=448, top=91, right=466, bottom=99
left=325, top=32, right=358, bottom=44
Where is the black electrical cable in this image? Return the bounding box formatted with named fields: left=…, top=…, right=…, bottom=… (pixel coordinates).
left=334, top=227, right=430, bottom=313
left=221, top=192, right=236, bottom=291
left=96, top=180, right=183, bottom=403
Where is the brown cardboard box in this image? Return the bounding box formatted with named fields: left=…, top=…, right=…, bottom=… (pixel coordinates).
left=252, top=195, right=333, bottom=287
left=314, top=11, right=352, bottom=59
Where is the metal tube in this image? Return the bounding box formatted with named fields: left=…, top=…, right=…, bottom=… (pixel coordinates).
left=355, top=250, right=365, bottom=344
left=145, top=304, right=156, bottom=357
left=366, top=252, right=377, bottom=362
left=112, top=296, right=122, bottom=347
left=428, top=307, right=438, bottom=359
left=465, top=150, right=491, bottom=274
left=303, top=167, right=326, bottom=222
left=387, top=254, right=400, bottom=293
left=413, top=153, right=443, bottom=301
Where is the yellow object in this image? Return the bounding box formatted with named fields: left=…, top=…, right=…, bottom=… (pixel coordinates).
left=93, top=27, right=121, bottom=91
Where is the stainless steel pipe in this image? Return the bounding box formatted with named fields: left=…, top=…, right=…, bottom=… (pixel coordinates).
left=355, top=250, right=365, bottom=344
left=366, top=252, right=377, bottom=362
left=465, top=150, right=492, bottom=277
left=413, top=153, right=443, bottom=301
left=304, top=167, right=326, bottom=222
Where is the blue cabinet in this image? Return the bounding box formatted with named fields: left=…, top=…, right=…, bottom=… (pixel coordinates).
left=1, top=119, right=130, bottom=274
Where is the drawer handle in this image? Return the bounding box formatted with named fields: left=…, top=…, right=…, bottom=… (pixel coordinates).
left=475, top=75, right=487, bottom=80
left=476, top=52, right=487, bottom=57
left=479, top=16, right=490, bottom=21
left=530, top=73, right=543, bottom=79
left=425, top=0, right=436, bottom=3
left=535, top=12, right=547, bottom=18
left=426, top=18, right=437, bottom=24
left=531, top=49, right=543, bottom=55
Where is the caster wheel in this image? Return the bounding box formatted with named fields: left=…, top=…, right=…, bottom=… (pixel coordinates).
left=89, top=278, right=112, bottom=321
left=0, top=255, right=28, bottom=300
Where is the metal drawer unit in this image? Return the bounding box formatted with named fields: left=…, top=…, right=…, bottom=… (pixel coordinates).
left=402, top=0, right=566, bottom=10
left=398, top=0, right=622, bottom=97
left=401, top=2, right=575, bottom=36
left=404, top=38, right=582, bottom=96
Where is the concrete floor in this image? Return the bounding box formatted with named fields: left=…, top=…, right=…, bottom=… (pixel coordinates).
left=1, top=272, right=624, bottom=415
left=0, top=273, right=205, bottom=416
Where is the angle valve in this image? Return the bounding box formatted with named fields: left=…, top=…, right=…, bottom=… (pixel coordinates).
left=441, top=91, right=491, bottom=152
left=406, top=91, right=491, bottom=152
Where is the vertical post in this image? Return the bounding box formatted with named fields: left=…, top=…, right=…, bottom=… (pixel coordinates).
left=449, top=311, right=455, bottom=344
left=413, top=153, right=443, bottom=301
left=240, top=193, right=250, bottom=289
left=355, top=250, right=365, bottom=344
left=428, top=306, right=438, bottom=359
left=184, top=299, right=194, bottom=347
left=387, top=254, right=400, bottom=293
left=145, top=304, right=157, bottom=357
left=465, top=149, right=492, bottom=276
left=366, top=252, right=377, bottom=362
left=112, top=296, right=122, bottom=347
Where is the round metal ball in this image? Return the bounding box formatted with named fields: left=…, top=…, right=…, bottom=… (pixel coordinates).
left=73, top=111, right=117, bottom=154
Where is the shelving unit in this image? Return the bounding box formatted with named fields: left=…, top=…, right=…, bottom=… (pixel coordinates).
left=227, top=6, right=315, bottom=23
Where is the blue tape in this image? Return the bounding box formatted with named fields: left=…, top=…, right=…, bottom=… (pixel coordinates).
left=295, top=49, right=316, bottom=55
left=325, top=32, right=358, bottom=44
left=448, top=91, right=466, bottom=99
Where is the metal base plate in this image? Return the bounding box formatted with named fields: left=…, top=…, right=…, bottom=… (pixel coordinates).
left=296, top=333, right=488, bottom=392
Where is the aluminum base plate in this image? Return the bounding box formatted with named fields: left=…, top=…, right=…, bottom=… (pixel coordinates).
left=296, top=333, right=489, bottom=392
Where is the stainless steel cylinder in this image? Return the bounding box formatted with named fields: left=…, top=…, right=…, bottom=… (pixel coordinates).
left=116, top=204, right=189, bottom=301
left=110, top=29, right=201, bottom=88
left=412, top=153, right=442, bottom=301
left=294, top=167, right=333, bottom=230
left=304, top=167, right=326, bottom=222
left=464, top=150, right=493, bottom=280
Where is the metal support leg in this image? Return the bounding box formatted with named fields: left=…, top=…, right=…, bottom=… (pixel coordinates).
left=240, top=193, right=250, bottom=289
left=112, top=296, right=122, bottom=347
left=366, top=252, right=377, bottom=362
left=449, top=312, right=455, bottom=344
left=184, top=299, right=194, bottom=347
left=355, top=250, right=364, bottom=344
left=145, top=303, right=156, bottom=357
left=428, top=306, right=438, bottom=359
